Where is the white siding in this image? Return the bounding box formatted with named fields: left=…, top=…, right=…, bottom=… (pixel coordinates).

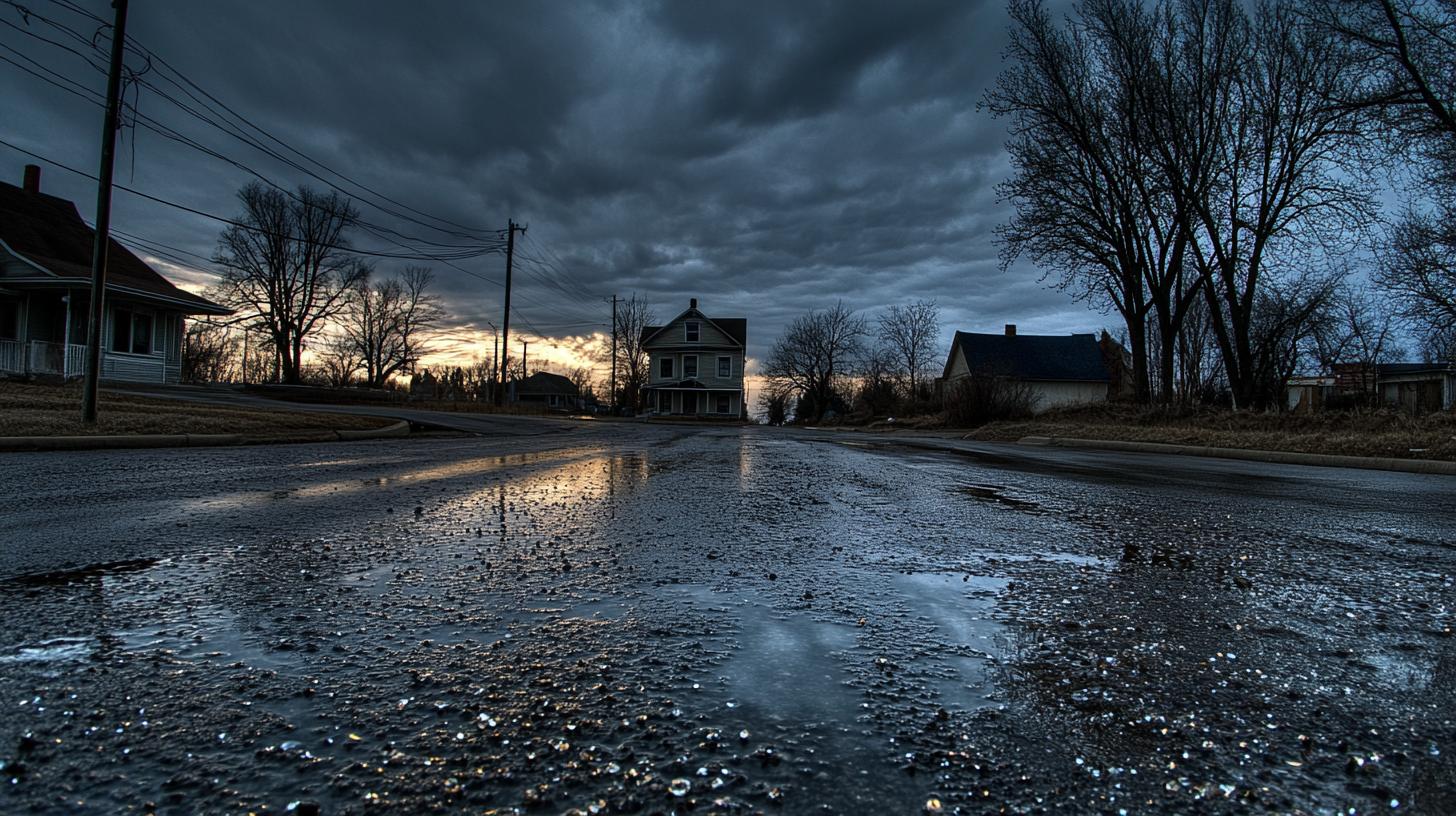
left=646, top=313, right=739, bottom=349
left=1027, top=381, right=1107, bottom=413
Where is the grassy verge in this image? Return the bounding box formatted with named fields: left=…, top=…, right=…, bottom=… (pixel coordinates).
left=961, top=404, right=1456, bottom=461
left=0, top=382, right=393, bottom=437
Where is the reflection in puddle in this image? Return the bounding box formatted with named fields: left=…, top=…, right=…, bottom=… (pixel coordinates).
left=0, top=637, right=95, bottom=664
left=682, top=586, right=859, bottom=722
left=893, top=572, right=1008, bottom=710
left=957, top=483, right=1045, bottom=513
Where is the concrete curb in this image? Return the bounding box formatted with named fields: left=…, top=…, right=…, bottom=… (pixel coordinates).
left=0, top=419, right=411, bottom=453
left=1019, top=435, right=1456, bottom=475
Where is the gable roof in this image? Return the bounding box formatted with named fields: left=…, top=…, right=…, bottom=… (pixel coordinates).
left=640, top=309, right=746, bottom=346
left=0, top=180, right=230, bottom=314
left=946, top=331, right=1110, bottom=382
left=514, top=370, right=578, bottom=395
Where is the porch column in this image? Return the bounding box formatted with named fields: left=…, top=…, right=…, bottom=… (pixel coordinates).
left=61, top=291, right=72, bottom=377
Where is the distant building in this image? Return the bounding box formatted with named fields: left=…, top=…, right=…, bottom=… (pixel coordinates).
left=1373, top=363, right=1455, bottom=413
left=0, top=165, right=230, bottom=383
left=510, top=370, right=579, bottom=410
left=940, top=324, right=1111, bottom=413
left=641, top=298, right=746, bottom=418
left=1285, top=376, right=1337, bottom=413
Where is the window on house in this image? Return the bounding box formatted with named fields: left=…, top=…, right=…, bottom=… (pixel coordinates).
left=685, top=321, right=700, bottom=342
left=660, top=357, right=674, bottom=379
left=111, top=308, right=152, bottom=354
left=715, top=395, right=730, bottom=414
left=683, top=355, right=698, bottom=378
left=0, top=300, right=18, bottom=340
left=717, top=356, right=731, bottom=378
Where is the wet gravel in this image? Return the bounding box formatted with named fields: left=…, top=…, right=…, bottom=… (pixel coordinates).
left=0, top=425, right=1453, bottom=814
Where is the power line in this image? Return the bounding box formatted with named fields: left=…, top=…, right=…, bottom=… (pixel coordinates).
left=3, top=0, right=502, bottom=243
left=0, top=136, right=501, bottom=264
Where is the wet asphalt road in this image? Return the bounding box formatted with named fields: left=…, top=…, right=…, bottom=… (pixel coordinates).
left=1, top=420, right=1453, bottom=815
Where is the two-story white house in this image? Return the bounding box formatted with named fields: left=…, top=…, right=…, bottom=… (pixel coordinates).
left=641, top=298, right=746, bottom=418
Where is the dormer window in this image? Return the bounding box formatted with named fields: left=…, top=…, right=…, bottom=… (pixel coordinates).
left=685, top=321, right=700, bottom=342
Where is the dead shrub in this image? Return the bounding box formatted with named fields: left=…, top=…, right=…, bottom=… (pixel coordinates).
left=943, top=374, right=1037, bottom=427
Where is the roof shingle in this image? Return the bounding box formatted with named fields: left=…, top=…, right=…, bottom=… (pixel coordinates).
left=949, top=331, right=1110, bottom=382
left=0, top=180, right=229, bottom=314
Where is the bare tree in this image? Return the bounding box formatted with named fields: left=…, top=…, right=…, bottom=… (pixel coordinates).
left=314, top=334, right=362, bottom=388
left=1309, top=284, right=1403, bottom=374
left=213, top=183, right=367, bottom=384
left=877, top=300, right=940, bottom=404
left=605, top=294, right=655, bottom=410
left=854, top=343, right=901, bottom=417
left=1310, top=2, right=1456, bottom=363
left=568, top=366, right=595, bottom=402
left=762, top=301, right=867, bottom=422
left=1170, top=0, right=1369, bottom=409
left=1311, top=0, right=1456, bottom=155
left=462, top=357, right=495, bottom=401
left=181, top=320, right=239, bottom=383
left=340, top=266, right=445, bottom=389
left=987, top=0, right=1211, bottom=404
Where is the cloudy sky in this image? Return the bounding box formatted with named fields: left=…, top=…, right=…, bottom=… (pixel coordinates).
left=0, top=0, right=1100, bottom=380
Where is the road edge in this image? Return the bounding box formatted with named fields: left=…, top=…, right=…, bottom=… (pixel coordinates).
left=1018, top=435, right=1456, bottom=475
left=0, top=419, right=411, bottom=452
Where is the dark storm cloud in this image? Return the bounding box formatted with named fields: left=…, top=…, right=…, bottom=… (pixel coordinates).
left=0, top=0, right=1106, bottom=374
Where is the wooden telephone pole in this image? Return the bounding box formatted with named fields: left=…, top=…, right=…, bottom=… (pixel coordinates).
left=495, top=220, right=526, bottom=406
left=609, top=295, right=619, bottom=412
left=79, top=0, right=130, bottom=424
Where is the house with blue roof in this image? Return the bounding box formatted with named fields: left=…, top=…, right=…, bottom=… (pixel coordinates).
left=940, top=324, right=1114, bottom=413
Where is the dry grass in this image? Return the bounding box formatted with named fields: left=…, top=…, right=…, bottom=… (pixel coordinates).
left=962, top=403, right=1456, bottom=461
left=0, top=382, right=392, bottom=437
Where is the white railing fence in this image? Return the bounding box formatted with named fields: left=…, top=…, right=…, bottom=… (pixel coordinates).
left=0, top=341, right=89, bottom=378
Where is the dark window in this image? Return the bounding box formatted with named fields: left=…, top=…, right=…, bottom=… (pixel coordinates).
left=111, top=308, right=152, bottom=354
left=716, top=395, right=730, bottom=413
left=717, top=356, right=731, bottom=378
left=683, top=355, right=698, bottom=378
left=660, top=357, right=674, bottom=378
left=0, top=300, right=18, bottom=340
left=685, top=321, right=699, bottom=342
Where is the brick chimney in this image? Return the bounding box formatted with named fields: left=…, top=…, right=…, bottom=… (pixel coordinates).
left=22, top=164, right=40, bottom=194
left=1004, top=323, right=1017, bottom=337
left=690, top=297, right=698, bottom=310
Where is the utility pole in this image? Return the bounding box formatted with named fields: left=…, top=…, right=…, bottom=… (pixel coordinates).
left=521, top=340, right=528, bottom=379
left=609, top=295, right=619, bottom=412
left=496, top=219, right=526, bottom=406
left=79, top=0, right=130, bottom=424
left=488, top=321, right=498, bottom=404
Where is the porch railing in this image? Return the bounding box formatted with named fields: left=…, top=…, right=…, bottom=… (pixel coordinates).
left=0, top=340, right=87, bottom=377
left=0, top=338, right=20, bottom=374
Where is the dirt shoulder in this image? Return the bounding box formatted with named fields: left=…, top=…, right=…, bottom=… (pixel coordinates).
left=0, top=382, right=393, bottom=437
left=961, top=404, right=1456, bottom=461
left=838, top=404, right=1456, bottom=462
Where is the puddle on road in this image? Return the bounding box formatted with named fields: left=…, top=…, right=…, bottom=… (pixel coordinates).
left=679, top=585, right=859, bottom=722
left=893, top=572, right=1009, bottom=710
left=0, top=636, right=96, bottom=665
left=956, top=483, right=1047, bottom=513
left=672, top=583, right=924, bottom=813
